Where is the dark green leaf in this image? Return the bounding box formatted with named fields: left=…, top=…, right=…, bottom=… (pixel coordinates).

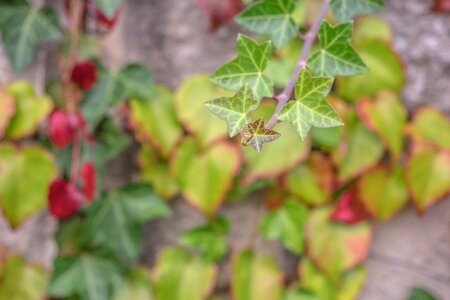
left=407, top=287, right=438, bottom=300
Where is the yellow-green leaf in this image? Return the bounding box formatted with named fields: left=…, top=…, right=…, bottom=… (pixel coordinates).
left=408, top=108, right=450, bottom=151
left=114, top=268, right=154, bottom=300
left=0, top=89, right=15, bottom=139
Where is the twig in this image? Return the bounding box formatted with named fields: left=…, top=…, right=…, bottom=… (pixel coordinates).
left=266, top=0, right=330, bottom=129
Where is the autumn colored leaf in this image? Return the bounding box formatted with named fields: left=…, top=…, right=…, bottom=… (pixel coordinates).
left=171, top=138, right=241, bottom=215
left=241, top=118, right=280, bottom=152
left=153, top=247, right=216, bottom=300
left=204, top=85, right=259, bottom=138
left=129, top=86, right=183, bottom=158
left=278, top=68, right=342, bottom=140
left=0, top=143, right=57, bottom=228
left=331, top=186, right=372, bottom=225
left=306, top=207, right=372, bottom=282
left=235, top=0, right=298, bottom=48
left=210, top=34, right=273, bottom=99
left=407, top=107, right=450, bottom=150
left=70, top=60, right=98, bottom=90
left=357, top=166, right=408, bottom=220
left=4, top=81, right=53, bottom=140
left=232, top=249, right=283, bottom=300
left=431, top=0, right=450, bottom=12
left=309, top=22, right=367, bottom=77
left=197, top=0, right=243, bottom=32
left=286, top=153, right=335, bottom=206
left=356, top=91, right=407, bottom=160
left=0, top=89, right=15, bottom=139
left=48, top=179, right=86, bottom=219
left=405, top=143, right=450, bottom=212
left=176, top=75, right=232, bottom=147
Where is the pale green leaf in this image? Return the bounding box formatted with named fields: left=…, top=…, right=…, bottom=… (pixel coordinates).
left=408, top=108, right=450, bottom=151
left=330, top=0, right=385, bottom=23
left=210, top=34, right=273, bottom=99
left=205, top=85, right=259, bottom=137
left=113, top=269, right=154, bottom=300
left=309, top=22, right=367, bottom=77
left=261, top=199, right=308, bottom=254
left=235, top=0, right=298, bottom=48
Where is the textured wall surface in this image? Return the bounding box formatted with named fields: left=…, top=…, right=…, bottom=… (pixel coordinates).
left=0, top=0, right=449, bottom=299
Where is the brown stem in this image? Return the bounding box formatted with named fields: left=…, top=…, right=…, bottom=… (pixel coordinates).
left=266, top=0, right=330, bottom=129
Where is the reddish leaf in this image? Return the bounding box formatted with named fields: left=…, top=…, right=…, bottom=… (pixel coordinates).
left=431, top=0, right=450, bottom=12
left=86, top=1, right=121, bottom=31
left=197, top=0, right=244, bottom=32
left=48, top=110, right=84, bottom=149
left=48, top=179, right=86, bottom=219
left=81, top=162, right=96, bottom=202
left=70, top=60, right=98, bottom=90
left=331, top=186, right=371, bottom=225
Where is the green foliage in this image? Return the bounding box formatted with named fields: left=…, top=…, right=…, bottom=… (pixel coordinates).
left=153, top=247, right=216, bottom=300
left=309, top=22, right=367, bottom=77
left=113, top=268, right=154, bottom=300
left=278, top=69, right=343, bottom=139
left=0, top=2, right=61, bottom=71
left=330, top=0, right=385, bottom=23
left=94, top=0, right=122, bottom=18
left=210, top=34, right=273, bottom=99
left=407, top=287, right=438, bottom=300
left=0, top=143, right=56, bottom=228
left=235, top=0, right=298, bottom=48
left=261, top=199, right=308, bottom=254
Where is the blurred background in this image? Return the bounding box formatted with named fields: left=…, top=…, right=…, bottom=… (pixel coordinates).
left=0, top=0, right=449, bottom=299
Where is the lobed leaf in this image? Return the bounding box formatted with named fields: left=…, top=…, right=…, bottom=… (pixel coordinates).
left=204, top=85, right=259, bottom=138
left=0, top=143, right=57, bottom=228
left=153, top=247, right=216, bottom=300
left=210, top=34, right=273, bottom=100
left=260, top=199, right=308, bottom=254
left=279, top=69, right=343, bottom=140
left=309, top=22, right=367, bottom=77
left=235, top=0, right=298, bottom=48
left=0, top=3, right=61, bottom=72
left=330, top=0, right=385, bottom=23
left=241, top=118, right=280, bottom=152
left=232, top=249, right=283, bottom=300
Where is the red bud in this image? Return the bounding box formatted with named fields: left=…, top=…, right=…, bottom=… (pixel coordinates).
left=70, top=60, right=98, bottom=90
left=48, top=179, right=86, bottom=219
left=49, top=110, right=80, bottom=149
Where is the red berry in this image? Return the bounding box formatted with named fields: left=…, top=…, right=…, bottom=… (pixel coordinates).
left=81, top=162, right=96, bottom=202
left=197, top=0, right=244, bottom=32
left=48, top=179, right=86, bottom=219
left=49, top=110, right=77, bottom=149
left=330, top=186, right=371, bottom=225
left=70, top=60, right=98, bottom=90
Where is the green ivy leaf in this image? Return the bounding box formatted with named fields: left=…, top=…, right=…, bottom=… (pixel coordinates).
left=0, top=143, right=56, bottom=228
left=242, top=102, right=310, bottom=185
left=0, top=89, right=15, bottom=139
left=180, top=216, right=230, bottom=262
left=129, top=86, right=183, bottom=158
left=235, top=0, right=298, bottom=48
left=94, top=0, right=122, bottom=18
left=405, top=144, right=450, bottom=212
left=408, top=108, right=450, bottom=151
left=4, top=81, right=52, bottom=140
left=176, top=75, right=232, bottom=147
left=153, top=247, right=216, bottom=300
left=83, top=183, right=171, bottom=259
left=205, top=85, right=259, bottom=137
left=337, top=40, right=405, bottom=102
left=286, top=153, right=335, bottom=206
left=49, top=253, right=121, bottom=300
left=282, top=287, right=320, bottom=300
left=260, top=199, right=308, bottom=254
left=299, top=259, right=367, bottom=300
left=171, top=138, right=241, bottom=215
left=0, top=256, right=48, bottom=300
left=309, top=22, right=367, bottom=77
left=233, top=249, right=283, bottom=300
left=407, top=287, right=438, bottom=300
left=82, top=63, right=154, bottom=127
left=0, top=3, right=61, bottom=72
left=278, top=69, right=342, bottom=140
left=306, top=207, right=371, bottom=283
left=210, top=34, right=273, bottom=100
left=330, top=0, right=385, bottom=23
left=356, top=91, right=407, bottom=160
left=113, top=268, right=155, bottom=300
left=241, top=118, right=280, bottom=152
left=358, top=166, right=408, bottom=221
left=138, top=144, right=178, bottom=199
